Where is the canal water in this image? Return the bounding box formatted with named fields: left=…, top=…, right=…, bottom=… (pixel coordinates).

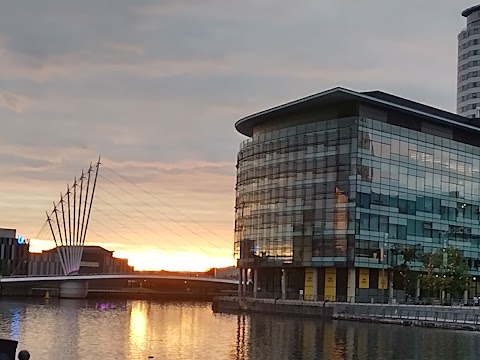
left=0, top=298, right=479, bottom=359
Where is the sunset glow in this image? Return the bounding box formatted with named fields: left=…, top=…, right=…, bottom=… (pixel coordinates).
left=29, top=238, right=235, bottom=272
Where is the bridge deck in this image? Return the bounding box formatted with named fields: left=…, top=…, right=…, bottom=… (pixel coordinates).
left=1, top=274, right=238, bottom=284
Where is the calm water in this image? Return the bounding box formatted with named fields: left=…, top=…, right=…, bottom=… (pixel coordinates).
left=1, top=298, right=480, bottom=359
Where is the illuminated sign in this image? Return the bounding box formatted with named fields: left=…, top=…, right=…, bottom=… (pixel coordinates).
left=16, top=235, right=27, bottom=245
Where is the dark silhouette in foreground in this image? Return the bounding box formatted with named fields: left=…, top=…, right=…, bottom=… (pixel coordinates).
left=17, top=351, right=29, bottom=360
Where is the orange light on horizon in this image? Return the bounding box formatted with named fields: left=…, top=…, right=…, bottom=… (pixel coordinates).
left=28, top=238, right=234, bottom=272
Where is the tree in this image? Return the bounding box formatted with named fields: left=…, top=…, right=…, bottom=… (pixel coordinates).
left=421, top=247, right=469, bottom=299
left=390, top=245, right=420, bottom=296
left=421, top=251, right=442, bottom=295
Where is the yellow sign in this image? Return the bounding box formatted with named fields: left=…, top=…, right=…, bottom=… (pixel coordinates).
left=304, top=268, right=315, bottom=297
left=359, top=268, right=369, bottom=289
left=378, top=271, right=387, bottom=290
left=324, top=268, right=336, bottom=298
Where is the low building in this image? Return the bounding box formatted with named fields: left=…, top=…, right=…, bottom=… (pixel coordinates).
left=0, top=228, right=29, bottom=275
left=28, top=245, right=133, bottom=275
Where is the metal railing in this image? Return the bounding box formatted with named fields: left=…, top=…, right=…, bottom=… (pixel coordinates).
left=341, top=305, right=480, bottom=325
left=239, top=291, right=480, bottom=307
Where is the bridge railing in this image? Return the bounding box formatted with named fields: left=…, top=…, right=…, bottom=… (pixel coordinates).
left=3, top=272, right=222, bottom=278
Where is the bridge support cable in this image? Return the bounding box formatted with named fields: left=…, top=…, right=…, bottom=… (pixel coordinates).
left=103, top=165, right=229, bottom=244
left=80, top=157, right=100, bottom=267
left=92, top=194, right=215, bottom=257
left=94, top=181, right=224, bottom=257
left=95, top=184, right=201, bottom=244
left=46, top=211, right=68, bottom=275
left=76, top=164, right=91, bottom=273
left=45, top=157, right=101, bottom=276
left=11, top=220, right=51, bottom=276
left=66, top=185, right=73, bottom=263
left=60, top=194, right=71, bottom=275
left=98, top=173, right=230, bottom=250
left=53, top=202, right=70, bottom=274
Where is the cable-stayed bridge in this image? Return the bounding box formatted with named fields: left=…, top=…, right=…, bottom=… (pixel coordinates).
left=6, top=157, right=235, bottom=298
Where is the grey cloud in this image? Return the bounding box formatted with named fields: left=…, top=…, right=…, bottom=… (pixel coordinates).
left=0, top=152, right=53, bottom=169
left=0, top=1, right=474, bottom=198
left=0, top=91, right=30, bottom=112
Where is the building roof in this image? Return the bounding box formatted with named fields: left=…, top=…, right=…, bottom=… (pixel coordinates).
left=234, top=87, right=478, bottom=137
left=44, top=245, right=113, bottom=255
left=462, top=5, right=480, bottom=17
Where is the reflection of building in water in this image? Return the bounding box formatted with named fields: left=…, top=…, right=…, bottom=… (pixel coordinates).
left=247, top=314, right=300, bottom=359
left=246, top=314, right=357, bottom=359
left=235, top=86, right=480, bottom=302
left=302, top=320, right=316, bottom=359
left=28, top=246, right=133, bottom=275
left=235, top=315, right=247, bottom=360
left=10, top=308, right=21, bottom=340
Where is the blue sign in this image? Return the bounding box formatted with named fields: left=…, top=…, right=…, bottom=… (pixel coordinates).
left=17, top=235, right=27, bottom=245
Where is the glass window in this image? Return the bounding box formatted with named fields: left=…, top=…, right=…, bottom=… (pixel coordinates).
left=407, top=219, right=416, bottom=235
left=379, top=216, right=389, bottom=233
left=381, top=143, right=391, bottom=159
left=390, top=138, right=400, bottom=154
left=400, top=141, right=408, bottom=156
left=370, top=215, right=379, bottom=232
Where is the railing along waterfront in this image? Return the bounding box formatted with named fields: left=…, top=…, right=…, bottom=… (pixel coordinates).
left=240, top=291, right=480, bottom=307
left=340, top=305, right=480, bottom=326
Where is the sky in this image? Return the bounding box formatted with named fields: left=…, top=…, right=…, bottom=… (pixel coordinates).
left=0, top=0, right=475, bottom=271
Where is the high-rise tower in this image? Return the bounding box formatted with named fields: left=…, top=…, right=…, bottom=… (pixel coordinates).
left=458, top=5, right=480, bottom=118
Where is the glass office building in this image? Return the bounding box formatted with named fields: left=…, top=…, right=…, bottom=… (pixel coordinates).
left=235, top=87, right=480, bottom=301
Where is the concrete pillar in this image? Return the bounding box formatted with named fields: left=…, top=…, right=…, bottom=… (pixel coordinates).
left=312, top=268, right=318, bottom=301
left=238, top=267, right=242, bottom=298
left=415, top=277, right=421, bottom=303
left=253, top=268, right=258, bottom=298
left=242, top=269, right=247, bottom=295
left=281, top=269, right=287, bottom=300
left=59, top=280, right=88, bottom=299
left=347, top=268, right=356, bottom=303
left=464, top=289, right=469, bottom=305
left=388, top=272, right=394, bottom=304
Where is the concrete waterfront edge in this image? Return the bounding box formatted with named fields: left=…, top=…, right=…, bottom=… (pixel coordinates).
left=212, top=297, right=480, bottom=332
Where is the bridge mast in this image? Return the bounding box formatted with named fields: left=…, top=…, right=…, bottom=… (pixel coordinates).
left=46, top=212, right=67, bottom=275
left=46, top=158, right=101, bottom=276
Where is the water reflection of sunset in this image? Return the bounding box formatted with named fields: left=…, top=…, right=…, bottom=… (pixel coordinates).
left=129, top=302, right=148, bottom=352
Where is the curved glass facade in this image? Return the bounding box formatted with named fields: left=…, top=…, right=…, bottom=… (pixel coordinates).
left=236, top=115, right=480, bottom=276
left=235, top=89, right=480, bottom=301
left=235, top=117, right=357, bottom=268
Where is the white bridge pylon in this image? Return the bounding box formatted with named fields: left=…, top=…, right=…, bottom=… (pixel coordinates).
left=46, top=158, right=100, bottom=276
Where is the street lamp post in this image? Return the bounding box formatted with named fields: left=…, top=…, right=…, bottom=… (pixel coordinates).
left=381, top=233, right=389, bottom=304
left=440, top=230, right=448, bottom=304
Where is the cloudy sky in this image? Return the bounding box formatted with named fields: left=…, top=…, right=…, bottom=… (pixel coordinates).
left=0, top=0, right=474, bottom=271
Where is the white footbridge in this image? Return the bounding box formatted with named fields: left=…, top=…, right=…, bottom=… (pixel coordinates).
left=9, top=158, right=237, bottom=298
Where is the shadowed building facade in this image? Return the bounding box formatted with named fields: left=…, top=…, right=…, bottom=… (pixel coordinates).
left=0, top=228, right=29, bottom=275
left=28, top=246, right=133, bottom=275
left=235, top=87, right=480, bottom=302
